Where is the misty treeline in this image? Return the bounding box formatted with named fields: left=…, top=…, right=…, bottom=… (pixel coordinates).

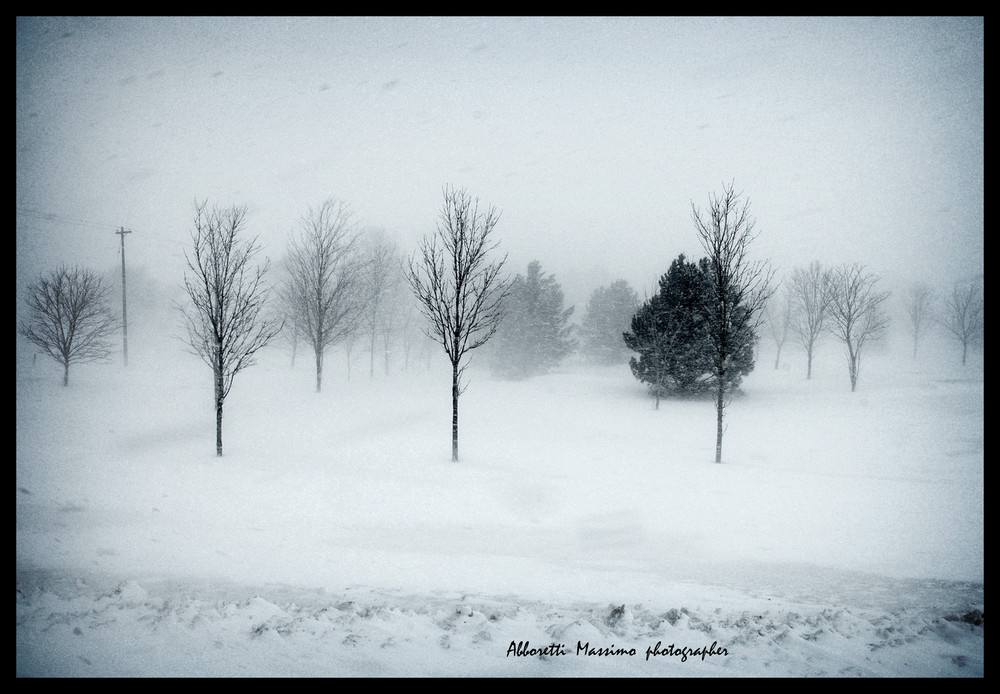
left=762, top=263, right=985, bottom=384
left=19, top=184, right=983, bottom=461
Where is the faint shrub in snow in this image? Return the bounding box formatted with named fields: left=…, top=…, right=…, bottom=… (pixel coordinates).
left=605, top=603, right=629, bottom=629
left=945, top=609, right=984, bottom=627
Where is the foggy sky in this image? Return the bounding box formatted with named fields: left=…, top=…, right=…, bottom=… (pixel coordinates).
left=16, top=16, right=984, bottom=314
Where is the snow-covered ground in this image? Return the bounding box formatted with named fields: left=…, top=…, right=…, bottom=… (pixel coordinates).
left=16, top=335, right=983, bottom=677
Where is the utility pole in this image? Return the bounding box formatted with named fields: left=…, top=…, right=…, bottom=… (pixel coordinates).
left=116, top=227, right=132, bottom=366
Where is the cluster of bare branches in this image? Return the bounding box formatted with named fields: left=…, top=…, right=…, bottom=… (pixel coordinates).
left=178, top=201, right=283, bottom=456
left=405, top=186, right=512, bottom=461
left=19, top=266, right=120, bottom=386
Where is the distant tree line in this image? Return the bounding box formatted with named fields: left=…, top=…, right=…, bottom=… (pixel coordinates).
left=18, top=182, right=982, bottom=462
left=762, top=263, right=982, bottom=384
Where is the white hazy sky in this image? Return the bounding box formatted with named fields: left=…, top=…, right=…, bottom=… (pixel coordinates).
left=16, top=16, right=984, bottom=310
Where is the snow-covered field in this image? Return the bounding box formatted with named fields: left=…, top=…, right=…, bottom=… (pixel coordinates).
left=16, top=335, right=983, bottom=677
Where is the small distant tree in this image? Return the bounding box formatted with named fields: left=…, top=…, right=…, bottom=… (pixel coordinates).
left=764, top=284, right=793, bottom=370
left=178, top=201, right=283, bottom=456
left=283, top=198, right=365, bottom=393
left=941, top=278, right=983, bottom=366
left=904, top=282, right=936, bottom=359
left=342, top=331, right=360, bottom=381
left=396, top=289, right=422, bottom=371
left=271, top=257, right=303, bottom=368
left=405, top=186, right=513, bottom=462
left=19, top=266, right=120, bottom=386
left=826, top=263, right=890, bottom=392
left=788, top=261, right=833, bottom=379
left=692, top=183, right=774, bottom=463
left=489, top=260, right=575, bottom=379
left=580, top=279, right=639, bottom=366
left=359, top=228, right=403, bottom=378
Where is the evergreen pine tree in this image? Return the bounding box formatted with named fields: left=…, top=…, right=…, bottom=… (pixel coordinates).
left=490, top=261, right=575, bottom=379
left=624, top=254, right=754, bottom=401
left=580, top=279, right=639, bottom=365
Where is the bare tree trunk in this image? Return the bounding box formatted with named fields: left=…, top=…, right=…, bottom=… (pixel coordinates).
left=63, top=360, right=69, bottom=387
left=654, top=361, right=663, bottom=410
left=715, top=381, right=725, bottom=464
left=848, top=349, right=859, bottom=392
left=315, top=348, right=323, bottom=393
left=806, top=347, right=813, bottom=379
left=383, top=331, right=392, bottom=376
left=214, top=360, right=224, bottom=457
left=215, top=397, right=224, bottom=457
left=451, top=363, right=460, bottom=462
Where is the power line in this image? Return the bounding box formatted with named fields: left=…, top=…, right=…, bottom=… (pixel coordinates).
left=16, top=206, right=120, bottom=232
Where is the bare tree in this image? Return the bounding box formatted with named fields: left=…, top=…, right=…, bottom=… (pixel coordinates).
left=398, top=295, right=419, bottom=371
left=405, top=186, right=512, bottom=462
left=19, top=266, right=120, bottom=386
left=941, top=278, right=983, bottom=366
left=826, top=263, right=890, bottom=392
left=692, top=183, right=775, bottom=463
left=283, top=198, right=365, bottom=393
left=904, top=282, right=936, bottom=359
left=788, top=261, right=833, bottom=379
left=178, top=201, right=283, bottom=456
left=359, top=227, right=402, bottom=378
left=764, top=284, right=792, bottom=370
left=398, top=291, right=434, bottom=372
left=342, top=332, right=360, bottom=381
left=283, top=316, right=302, bottom=368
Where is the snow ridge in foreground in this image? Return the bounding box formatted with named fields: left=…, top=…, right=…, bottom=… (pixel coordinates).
left=17, top=568, right=983, bottom=677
